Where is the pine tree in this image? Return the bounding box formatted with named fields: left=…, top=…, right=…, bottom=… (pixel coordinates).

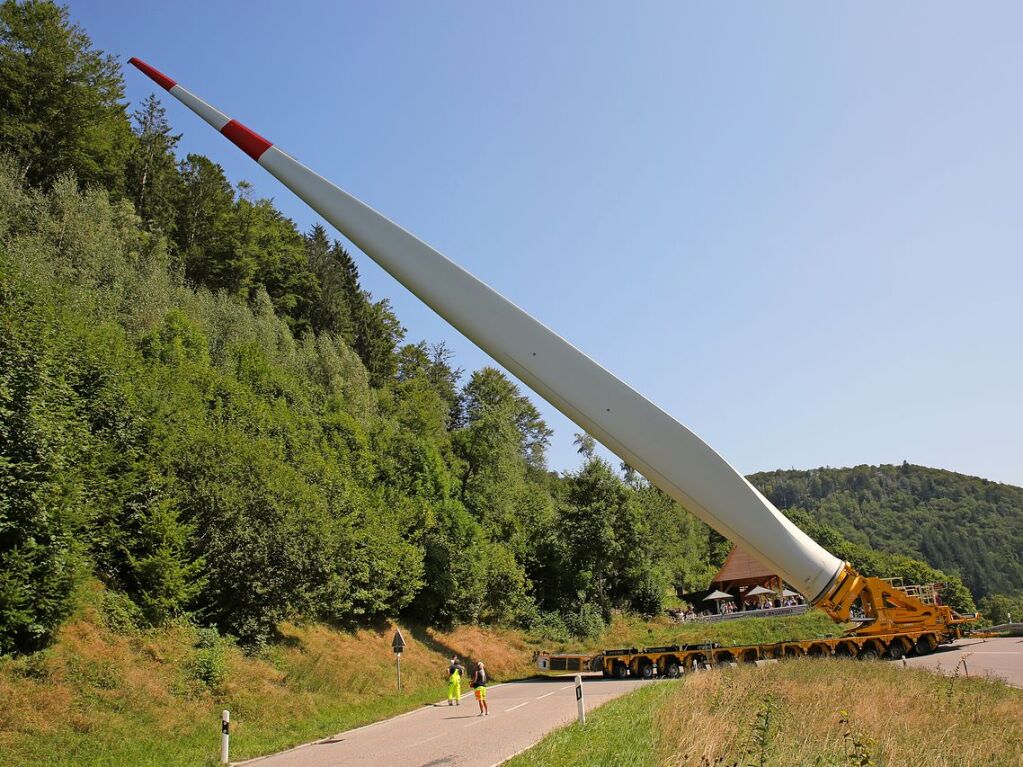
left=126, top=94, right=181, bottom=236
left=175, top=153, right=235, bottom=286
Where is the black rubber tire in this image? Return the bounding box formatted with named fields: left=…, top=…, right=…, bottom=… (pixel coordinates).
left=859, top=649, right=879, bottom=661
left=614, top=663, right=628, bottom=679
left=665, top=662, right=681, bottom=679
left=887, top=643, right=905, bottom=660
left=916, top=636, right=935, bottom=655
left=639, top=663, right=654, bottom=679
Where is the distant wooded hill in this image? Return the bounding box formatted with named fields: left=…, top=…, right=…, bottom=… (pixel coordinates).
left=749, top=464, right=1023, bottom=599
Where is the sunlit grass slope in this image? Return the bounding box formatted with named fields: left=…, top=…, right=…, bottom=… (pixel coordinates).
left=0, top=584, right=846, bottom=767
left=507, top=660, right=1023, bottom=767
left=0, top=583, right=539, bottom=767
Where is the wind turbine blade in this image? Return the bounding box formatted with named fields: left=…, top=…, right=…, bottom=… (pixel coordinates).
left=129, top=58, right=844, bottom=601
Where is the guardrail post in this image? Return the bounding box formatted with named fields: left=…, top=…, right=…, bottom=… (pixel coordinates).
left=574, top=674, right=586, bottom=725
left=220, top=710, right=230, bottom=765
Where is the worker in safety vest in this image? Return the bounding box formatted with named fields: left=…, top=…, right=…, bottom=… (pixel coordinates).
left=471, top=661, right=489, bottom=716
left=447, top=657, right=463, bottom=705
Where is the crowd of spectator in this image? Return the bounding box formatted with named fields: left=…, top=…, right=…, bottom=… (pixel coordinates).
left=672, top=593, right=805, bottom=622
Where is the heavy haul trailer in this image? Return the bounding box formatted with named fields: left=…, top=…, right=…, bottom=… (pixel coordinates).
left=538, top=626, right=957, bottom=680
left=537, top=579, right=975, bottom=678
left=129, top=59, right=978, bottom=658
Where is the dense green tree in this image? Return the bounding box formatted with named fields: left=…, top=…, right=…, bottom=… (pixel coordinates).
left=125, top=94, right=181, bottom=237
left=0, top=0, right=132, bottom=192
left=176, top=153, right=235, bottom=285
left=460, top=367, right=552, bottom=469
left=354, top=296, right=405, bottom=386
left=229, top=192, right=318, bottom=335
left=304, top=224, right=356, bottom=342
left=977, top=593, right=1023, bottom=625
left=0, top=266, right=90, bottom=654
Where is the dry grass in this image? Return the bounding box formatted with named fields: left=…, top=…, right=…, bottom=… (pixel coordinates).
left=0, top=583, right=542, bottom=766
left=0, top=586, right=881, bottom=767
left=656, top=660, right=1023, bottom=767
left=509, top=660, right=1023, bottom=767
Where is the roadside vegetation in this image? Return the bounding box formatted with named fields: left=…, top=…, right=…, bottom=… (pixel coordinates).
left=507, top=661, right=1023, bottom=767
left=0, top=582, right=540, bottom=766
left=0, top=582, right=848, bottom=767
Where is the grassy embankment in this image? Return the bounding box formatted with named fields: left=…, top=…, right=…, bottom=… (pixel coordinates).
left=507, top=660, right=1023, bottom=767
left=0, top=584, right=838, bottom=767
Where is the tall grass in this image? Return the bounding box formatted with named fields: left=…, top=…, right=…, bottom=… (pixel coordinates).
left=507, top=661, right=1023, bottom=767
left=0, top=587, right=863, bottom=767
left=0, top=584, right=542, bottom=767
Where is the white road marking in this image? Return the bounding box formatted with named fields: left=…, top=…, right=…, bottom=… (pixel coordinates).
left=505, top=701, right=530, bottom=712
left=535, top=684, right=574, bottom=700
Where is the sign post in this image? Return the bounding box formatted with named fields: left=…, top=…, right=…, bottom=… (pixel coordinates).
left=574, top=674, right=586, bottom=725
left=392, top=629, right=406, bottom=693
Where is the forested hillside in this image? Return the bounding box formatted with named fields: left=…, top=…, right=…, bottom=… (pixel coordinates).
left=751, top=465, right=1023, bottom=603
left=0, top=0, right=726, bottom=656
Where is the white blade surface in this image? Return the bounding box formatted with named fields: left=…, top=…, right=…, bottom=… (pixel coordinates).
left=140, top=62, right=844, bottom=601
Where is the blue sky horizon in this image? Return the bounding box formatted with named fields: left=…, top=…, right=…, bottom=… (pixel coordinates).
left=72, top=1, right=1021, bottom=485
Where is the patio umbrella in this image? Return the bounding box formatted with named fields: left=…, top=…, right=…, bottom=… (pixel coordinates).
left=704, top=589, right=733, bottom=615
left=745, top=585, right=773, bottom=597
left=781, top=589, right=799, bottom=597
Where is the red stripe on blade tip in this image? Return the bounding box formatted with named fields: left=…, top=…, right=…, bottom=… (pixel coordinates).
left=221, top=120, right=273, bottom=161
left=129, top=58, right=176, bottom=91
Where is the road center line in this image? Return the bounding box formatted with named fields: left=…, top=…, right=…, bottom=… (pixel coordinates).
left=505, top=701, right=530, bottom=712
left=536, top=684, right=574, bottom=700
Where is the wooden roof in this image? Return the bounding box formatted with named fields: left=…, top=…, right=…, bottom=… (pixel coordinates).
left=711, top=545, right=779, bottom=588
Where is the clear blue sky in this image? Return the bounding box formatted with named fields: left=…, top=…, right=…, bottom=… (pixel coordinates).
left=72, top=1, right=1022, bottom=486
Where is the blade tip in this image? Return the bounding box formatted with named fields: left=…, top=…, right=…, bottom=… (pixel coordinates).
left=128, top=57, right=176, bottom=91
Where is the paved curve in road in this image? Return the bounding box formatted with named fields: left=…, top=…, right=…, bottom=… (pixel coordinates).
left=236, top=675, right=646, bottom=767
left=900, top=636, right=1023, bottom=688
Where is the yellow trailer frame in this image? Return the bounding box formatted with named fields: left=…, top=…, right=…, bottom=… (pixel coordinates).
left=538, top=626, right=960, bottom=680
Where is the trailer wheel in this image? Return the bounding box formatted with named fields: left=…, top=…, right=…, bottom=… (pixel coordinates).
left=614, top=662, right=628, bottom=679
left=886, top=642, right=905, bottom=660
left=858, top=648, right=878, bottom=661
left=639, top=662, right=654, bottom=679
left=915, top=636, right=935, bottom=655
left=665, top=661, right=681, bottom=678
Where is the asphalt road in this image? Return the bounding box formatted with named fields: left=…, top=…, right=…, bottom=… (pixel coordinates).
left=237, top=675, right=646, bottom=767
left=900, top=636, right=1023, bottom=688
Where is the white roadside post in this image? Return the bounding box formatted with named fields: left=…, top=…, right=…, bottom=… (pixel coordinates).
left=220, top=710, right=229, bottom=765
left=392, top=629, right=406, bottom=693
left=574, top=674, right=586, bottom=725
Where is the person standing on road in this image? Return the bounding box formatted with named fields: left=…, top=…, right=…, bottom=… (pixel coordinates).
left=447, top=658, right=463, bottom=706
left=471, top=661, right=489, bottom=716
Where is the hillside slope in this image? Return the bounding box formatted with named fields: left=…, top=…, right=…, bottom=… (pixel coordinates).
left=750, top=464, right=1023, bottom=598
